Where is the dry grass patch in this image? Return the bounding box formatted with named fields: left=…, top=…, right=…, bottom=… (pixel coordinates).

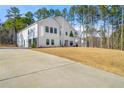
left=0, top=44, right=16, bottom=48
left=33, top=47, right=124, bottom=76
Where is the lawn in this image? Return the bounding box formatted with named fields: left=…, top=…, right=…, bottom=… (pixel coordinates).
left=33, top=47, right=124, bottom=76
left=0, top=44, right=16, bottom=48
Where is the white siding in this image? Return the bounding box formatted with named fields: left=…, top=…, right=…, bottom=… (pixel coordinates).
left=38, top=17, right=60, bottom=47
left=55, top=17, right=75, bottom=46
left=17, top=24, right=38, bottom=47
left=17, top=17, right=76, bottom=48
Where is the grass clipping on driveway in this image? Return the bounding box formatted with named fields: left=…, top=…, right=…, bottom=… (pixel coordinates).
left=33, top=47, right=124, bottom=76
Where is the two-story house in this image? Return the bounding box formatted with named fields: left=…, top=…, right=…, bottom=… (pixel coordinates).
left=17, top=16, right=77, bottom=48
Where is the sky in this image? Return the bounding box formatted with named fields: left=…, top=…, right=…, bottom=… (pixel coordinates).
left=0, top=5, right=71, bottom=22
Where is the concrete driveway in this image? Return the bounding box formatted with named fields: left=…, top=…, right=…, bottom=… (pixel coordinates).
left=0, top=49, right=124, bottom=88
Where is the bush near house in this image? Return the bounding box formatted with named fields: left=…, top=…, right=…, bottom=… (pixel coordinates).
left=31, top=43, right=36, bottom=48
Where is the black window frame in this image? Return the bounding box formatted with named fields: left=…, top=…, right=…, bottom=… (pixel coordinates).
left=54, top=28, right=57, bottom=34
left=45, top=26, right=49, bottom=33
left=46, top=39, right=50, bottom=45
left=33, top=38, right=37, bottom=46
left=50, top=27, right=53, bottom=33
left=70, top=41, right=73, bottom=46
left=66, top=32, right=68, bottom=36
left=51, top=39, right=54, bottom=45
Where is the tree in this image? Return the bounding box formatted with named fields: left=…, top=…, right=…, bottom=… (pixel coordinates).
left=34, top=7, right=50, bottom=20
left=5, top=6, right=21, bottom=45
left=76, top=5, right=88, bottom=47
left=62, top=8, right=68, bottom=19
left=25, top=11, right=35, bottom=25
left=54, top=9, right=62, bottom=17
left=0, top=20, right=2, bottom=44
left=4, top=17, right=27, bottom=44
left=49, top=9, right=55, bottom=17
left=88, top=6, right=98, bottom=47
left=69, top=6, right=76, bottom=26
left=109, top=6, right=119, bottom=49
left=121, top=6, right=124, bottom=50
left=99, top=5, right=111, bottom=48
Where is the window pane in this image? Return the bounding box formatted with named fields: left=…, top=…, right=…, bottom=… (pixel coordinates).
left=50, top=27, right=53, bottom=33
left=66, top=32, right=68, bottom=36
left=70, top=41, right=73, bottom=46
left=54, top=28, right=57, bottom=34
left=51, top=39, right=54, bottom=45
left=33, top=38, right=37, bottom=45
left=45, top=26, right=49, bottom=33
left=46, top=39, right=49, bottom=45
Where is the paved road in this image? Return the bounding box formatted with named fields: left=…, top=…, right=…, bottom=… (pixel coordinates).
left=0, top=49, right=124, bottom=88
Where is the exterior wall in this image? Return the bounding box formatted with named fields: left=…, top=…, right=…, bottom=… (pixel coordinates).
left=17, top=23, right=38, bottom=47
left=55, top=17, right=76, bottom=47
left=37, top=18, right=60, bottom=47
left=17, top=29, right=28, bottom=47
left=17, top=17, right=76, bottom=48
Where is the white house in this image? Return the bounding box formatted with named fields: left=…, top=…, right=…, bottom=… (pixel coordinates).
left=17, top=16, right=77, bottom=48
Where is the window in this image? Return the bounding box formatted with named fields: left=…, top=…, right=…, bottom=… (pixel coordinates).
left=46, top=39, right=49, bottom=45
left=51, top=39, right=54, bottom=45
left=54, top=28, right=57, bottom=34
left=66, top=32, right=68, bottom=36
left=50, top=27, right=53, bottom=33
left=45, top=26, right=49, bottom=33
left=70, top=41, right=73, bottom=46
left=33, top=38, right=37, bottom=46
left=70, top=31, right=74, bottom=37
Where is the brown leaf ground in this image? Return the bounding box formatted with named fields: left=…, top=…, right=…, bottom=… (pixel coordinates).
left=32, top=47, right=124, bottom=76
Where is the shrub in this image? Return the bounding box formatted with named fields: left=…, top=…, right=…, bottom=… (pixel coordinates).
left=31, top=43, right=36, bottom=48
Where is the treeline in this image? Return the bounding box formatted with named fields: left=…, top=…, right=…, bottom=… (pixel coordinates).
left=0, top=5, right=124, bottom=50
